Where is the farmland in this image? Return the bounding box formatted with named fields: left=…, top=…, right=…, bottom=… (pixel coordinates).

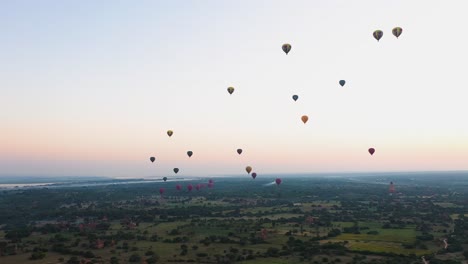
left=1, top=172, right=468, bottom=263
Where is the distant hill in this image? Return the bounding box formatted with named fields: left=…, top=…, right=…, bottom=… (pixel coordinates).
left=0, top=176, right=112, bottom=184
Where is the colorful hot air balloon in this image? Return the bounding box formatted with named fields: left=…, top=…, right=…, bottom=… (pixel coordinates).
left=301, top=115, right=308, bottom=124
left=187, top=151, right=193, bottom=158
left=282, top=43, right=292, bottom=55
left=373, top=30, right=383, bottom=41
left=227, top=87, right=235, bottom=95
left=339, top=80, right=346, bottom=87
left=251, top=172, right=257, bottom=179
left=159, top=188, right=165, bottom=195
left=167, top=130, right=173, bottom=137
left=368, top=148, right=375, bottom=155
left=176, top=184, right=182, bottom=191
left=392, top=27, right=403, bottom=38
left=275, top=178, right=282, bottom=185
left=237, top=149, right=243, bottom=155
left=173, top=168, right=179, bottom=174
left=187, top=184, right=193, bottom=191
left=389, top=181, right=395, bottom=193
left=292, top=95, right=299, bottom=101
left=196, top=184, right=201, bottom=191
left=163, top=177, right=167, bottom=182
left=246, top=166, right=252, bottom=174
left=150, top=157, right=155, bottom=163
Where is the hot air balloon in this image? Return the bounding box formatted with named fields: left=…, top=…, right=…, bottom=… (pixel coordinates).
left=368, top=148, right=375, bottom=155
left=176, top=184, right=182, bottom=191
left=392, top=27, right=403, bottom=38
left=159, top=188, right=165, bottom=195
left=292, top=95, right=298, bottom=101
left=187, top=184, right=193, bottom=191
left=246, top=166, right=252, bottom=174
left=237, top=149, right=243, bottom=155
left=227, top=87, right=234, bottom=95
left=282, top=43, right=291, bottom=55
left=301, top=115, right=308, bottom=124
left=150, top=157, right=155, bottom=163
left=251, top=172, right=257, bottom=179
left=173, top=168, right=179, bottom=174
left=167, top=130, right=173, bottom=137
left=373, top=30, right=383, bottom=41
left=275, top=178, right=282, bottom=185
left=163, top=177, right=167, bottom=182
left=389, top=182, right=395, bottom=193
left=187, top=151, right=193, bottom=158
left=208, top=179, right=213, bottom=184
left=339, top=80, right=346, bottom=87
left=196, top=184, right=201, bottom=191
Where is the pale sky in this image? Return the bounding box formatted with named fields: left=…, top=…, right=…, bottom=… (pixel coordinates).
left=1, top=0, right=468, bottom=178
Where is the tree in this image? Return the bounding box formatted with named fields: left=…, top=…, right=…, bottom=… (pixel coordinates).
left=29, top=251, right=46, bottom=260
left=128, top=253, right=141, bottom=262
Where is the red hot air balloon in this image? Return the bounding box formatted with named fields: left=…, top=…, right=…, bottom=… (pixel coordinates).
left=187, top=184, right=193, bottom=191
left=176, top=184, right=182, bottom=191
left=389, top=182, right=395, bottom=194
left=159, top=188, right=165, bottom=195
left=208, top=179, right=213, bottom=184
left=368, top=148, right=375, bottom=155
left=196, top=184, right=201, bottom=191
left=251, top=172, right=257, bottom=179
left=275, top=178, right=282, bottom=185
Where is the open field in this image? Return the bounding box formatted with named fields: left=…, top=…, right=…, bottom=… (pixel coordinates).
left=1, top=174, right=468, bottom=263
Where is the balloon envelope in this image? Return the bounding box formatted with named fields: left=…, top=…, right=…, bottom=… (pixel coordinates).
left=275, top=178, right=282, bottom=185
left=292, top=95, right=298, bottom=101
left=282, top=43, right=291, bottom=55
left=237, top=149, right=242, bottom=155
left=339, top=80, right=346, bottom=87
left=301, top=115, right=309, bottom=124
left=163, top=177, right=167, bottom=182
left=208, top=179, right=213, bottom=184
left=196, top=184, right=201, bottom=191
left=187, top=184, right=193, bottom=191
left=368, top=148, right=375, bottom=155
left=187, top=151, right=193, bottom=157
left=173, top=168, right=179, bottom=174
left=159, top=188, right=165, bottom=195
left=246, top=166, right=252, bottom=174
left=251, top=172, right=257, bottom=179
left=176, top=184, right=182, bottom=191
left=167, top=130, right=173, bottom=137
left=150, top=157, right=155, bottom=163
left=373, top=30, right=383, bottom=41
left=392, top=27, right=403, bottom=38
left=227, top=87, right=234, bottom=95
